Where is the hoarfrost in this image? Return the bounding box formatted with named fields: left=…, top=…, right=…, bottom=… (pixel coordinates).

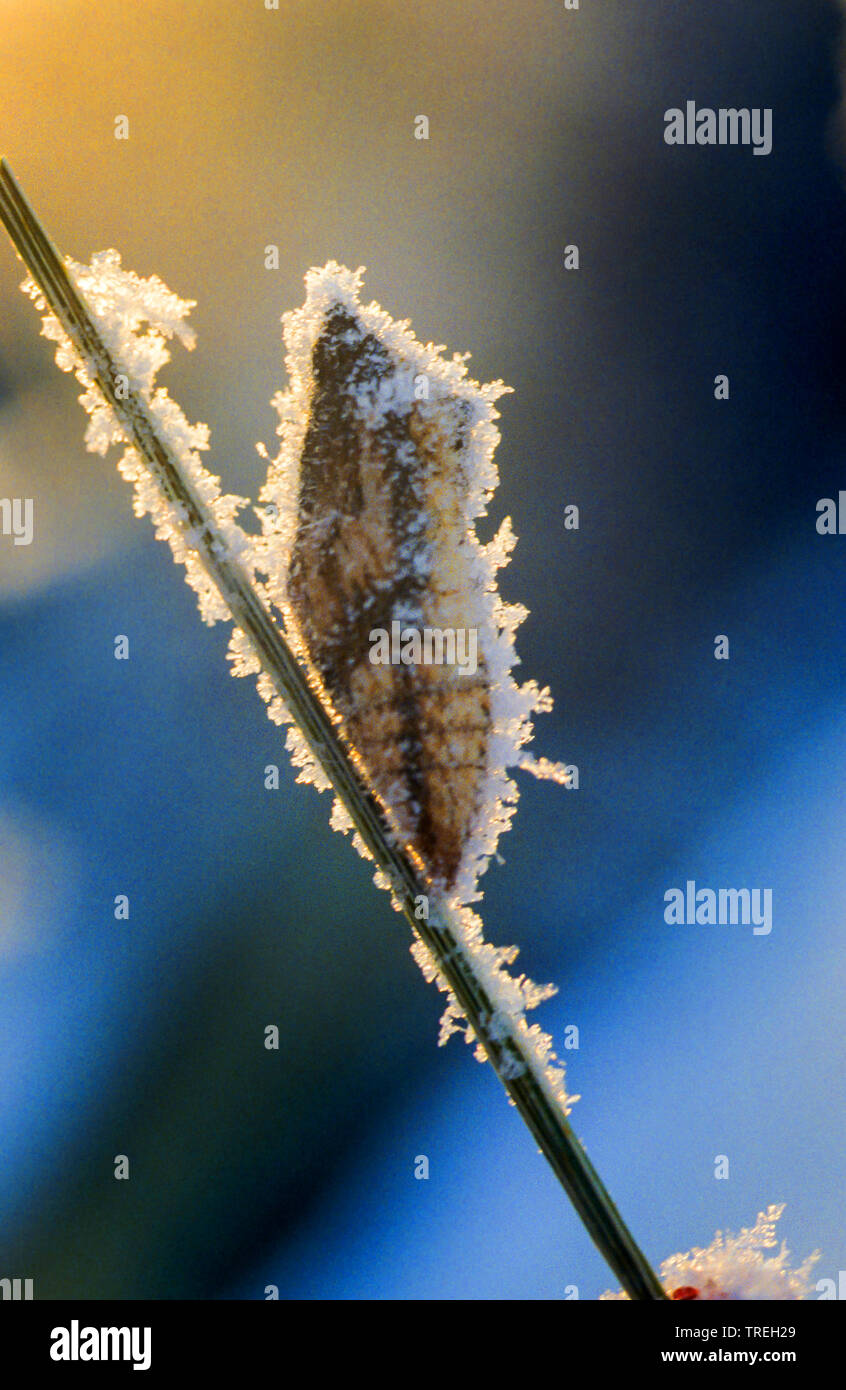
left=601, top=1205, right=820, bottom=1301
left=23, top=251, right=250, bottom=628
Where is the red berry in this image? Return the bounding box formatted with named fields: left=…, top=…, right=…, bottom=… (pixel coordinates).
left=671, top=1286, right=700, bottom=1300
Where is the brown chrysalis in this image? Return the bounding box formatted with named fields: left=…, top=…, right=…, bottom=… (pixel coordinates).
left=251, top=263, right=569, bottom=906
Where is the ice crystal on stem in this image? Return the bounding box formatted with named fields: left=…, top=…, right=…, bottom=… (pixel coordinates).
left=22, top=252, right=251, bottom=627
left=601, top=1206, right=819, bottom=1301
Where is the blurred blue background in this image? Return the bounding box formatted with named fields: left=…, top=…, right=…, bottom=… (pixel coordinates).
left=0, top=0, right=844, bottom=1298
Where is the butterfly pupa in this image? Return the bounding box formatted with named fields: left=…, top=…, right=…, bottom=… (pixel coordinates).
left=250, top=263, right=568, bottom=907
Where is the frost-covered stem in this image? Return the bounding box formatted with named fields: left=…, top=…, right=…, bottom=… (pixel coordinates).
left=0, top=157, right=666, bottom=1300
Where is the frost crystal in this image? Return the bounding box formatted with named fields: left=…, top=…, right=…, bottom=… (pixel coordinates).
left=22, top=251, right=251, bottom=627
left=601, top=1205, right=820, bottom=1301
left=24, top=254, right=574, bottom=1112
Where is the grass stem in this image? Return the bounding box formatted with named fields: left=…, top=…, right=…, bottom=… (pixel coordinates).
left=0, top=156, right=667, bottom=1300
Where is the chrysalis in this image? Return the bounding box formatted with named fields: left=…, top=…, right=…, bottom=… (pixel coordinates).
left=249, top=263, right=569, bottom=906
